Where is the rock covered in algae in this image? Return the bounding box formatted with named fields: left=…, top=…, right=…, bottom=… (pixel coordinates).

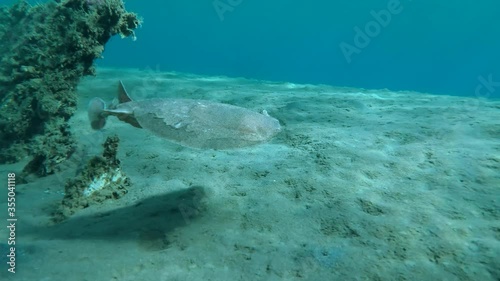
left=0, top=0, right=140, bottom=176
left=53, top=135, right=130, bottom=222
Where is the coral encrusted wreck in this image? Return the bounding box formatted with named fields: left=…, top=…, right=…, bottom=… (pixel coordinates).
left=0, top=0, right=140, bottom=176
left=53, top=135, right=130, bottom=222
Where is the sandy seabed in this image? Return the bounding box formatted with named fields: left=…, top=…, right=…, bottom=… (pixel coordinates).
left=0, top=67, right=498, bottom=281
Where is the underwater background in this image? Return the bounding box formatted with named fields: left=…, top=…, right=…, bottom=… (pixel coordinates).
left=84, top=0, right=500, bottom=96
left=0, top=0, right=499, bottom=280
left=7, top=0, right=499, bottom=96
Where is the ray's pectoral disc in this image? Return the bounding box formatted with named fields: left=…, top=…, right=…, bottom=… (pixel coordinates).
left=88, top=81, right=281, bottom=149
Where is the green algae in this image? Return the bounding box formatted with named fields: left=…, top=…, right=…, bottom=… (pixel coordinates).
left=53, top=135, right=130, bottom=222
left=0, top=0, right=140, bottom=176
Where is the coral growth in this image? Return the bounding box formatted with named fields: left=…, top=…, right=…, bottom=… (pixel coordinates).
left=53, top=135, right=130, bottom=222
left=0, top=0, right=140, bottom=176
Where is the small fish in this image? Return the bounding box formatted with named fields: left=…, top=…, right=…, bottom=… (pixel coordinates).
left=88, top=81, right=281, bottom=149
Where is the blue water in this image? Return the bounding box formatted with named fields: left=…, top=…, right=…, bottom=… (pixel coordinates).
left=100, top=0, right=499, bottom=97
left=4, top=0, right=499, bottom=96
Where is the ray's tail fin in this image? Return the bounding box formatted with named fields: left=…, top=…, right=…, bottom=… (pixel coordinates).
left=88, top=97, right=107, bottom=130
left=88, top=81, right=138, bottom=130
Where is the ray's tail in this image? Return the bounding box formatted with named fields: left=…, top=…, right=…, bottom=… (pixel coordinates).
left=88, top=97, right=107, bottom=130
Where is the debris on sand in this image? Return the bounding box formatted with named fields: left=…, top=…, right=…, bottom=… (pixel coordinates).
left=53, top=135, right=130, bottom=222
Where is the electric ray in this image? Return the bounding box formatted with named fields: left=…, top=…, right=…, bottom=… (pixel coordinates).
left=88, top=81, right=281, bottom=149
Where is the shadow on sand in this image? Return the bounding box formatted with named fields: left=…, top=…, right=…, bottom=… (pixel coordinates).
left=31, top=186, right=206, bottom=248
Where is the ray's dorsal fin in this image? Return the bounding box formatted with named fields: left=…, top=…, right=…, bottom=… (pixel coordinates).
left=118, top=80, right=133, bottom=103
left=114, top=80, right=142, bottom=128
